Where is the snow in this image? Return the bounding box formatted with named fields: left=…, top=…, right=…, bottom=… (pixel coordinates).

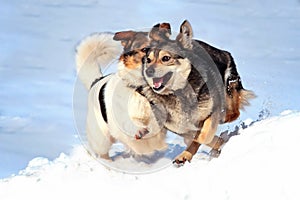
left=1, top=0, right=300, bottom=199
left=1, top=111, right=300, bottom=200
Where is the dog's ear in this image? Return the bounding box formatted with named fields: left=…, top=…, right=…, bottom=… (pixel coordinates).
left=113, top=31, right=136, bottom=47
left=176, top=20, right=193, bottom=49
left=149, top=22, right=172, bottom=42
left=159, top=23, right=172, bottom=38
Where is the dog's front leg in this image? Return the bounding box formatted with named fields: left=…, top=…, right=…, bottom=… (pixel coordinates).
left=128, top=91, right=154, bottom=139
left=173, top=114, right=222, bottom=165
left=128, top=92, right=151, bottom=127
left=128, top=91, right=167, bottom=140
left=173, top=140, right=200, bottom=166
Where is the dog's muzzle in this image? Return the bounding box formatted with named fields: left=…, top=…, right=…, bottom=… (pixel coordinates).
left=152, top=72, right=173, bottom=91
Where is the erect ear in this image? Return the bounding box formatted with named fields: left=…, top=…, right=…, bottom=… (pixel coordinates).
left=159, top=23, right=172, bottom=38
left=176, top=20, right=193, bottom=49
left=113, top=31, right=136, bottom=47
left=149, top=22, right=172, bottom=42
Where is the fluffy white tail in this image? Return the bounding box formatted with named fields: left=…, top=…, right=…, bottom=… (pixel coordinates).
left=75, top=33, right=122, bottom=89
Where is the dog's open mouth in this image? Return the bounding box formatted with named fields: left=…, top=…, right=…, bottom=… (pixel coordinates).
left=152, top=72, right=173, bottom=91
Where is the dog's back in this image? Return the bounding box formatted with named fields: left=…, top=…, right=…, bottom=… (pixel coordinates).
left=192, top=39, right=255, bottom=122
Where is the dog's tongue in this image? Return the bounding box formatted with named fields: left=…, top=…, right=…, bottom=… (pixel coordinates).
left=153, top=77, right=163, bottom=89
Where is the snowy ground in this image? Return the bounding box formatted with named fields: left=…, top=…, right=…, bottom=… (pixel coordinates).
left=1, top=0, right=300, bottom=198
left=1, top=111, right=300, bottom=200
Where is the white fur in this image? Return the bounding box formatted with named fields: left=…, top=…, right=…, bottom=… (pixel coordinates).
left=86, top=75, right=113, bottom=156
left=75, top=33, right=167, bottom=158
left=104, top=74, right=167, bottom=154
left=117, top=62, right=145, bottom=87
left=75, top=33, right=122, bottom=89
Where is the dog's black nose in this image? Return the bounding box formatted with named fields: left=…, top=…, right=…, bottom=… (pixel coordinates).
left=145, top=66, right=155, bottom=77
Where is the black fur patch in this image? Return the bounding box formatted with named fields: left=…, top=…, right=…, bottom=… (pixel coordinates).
left=90, top=75, right=110, bottom=89
left=195, top=40, right=239, bottom=83
left=99, top=83, right=108, bottom=123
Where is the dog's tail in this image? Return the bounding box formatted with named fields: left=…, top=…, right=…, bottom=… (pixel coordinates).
left=240, top=89, right=256, bottom=109
left=75, top=33, right=122, bottom=89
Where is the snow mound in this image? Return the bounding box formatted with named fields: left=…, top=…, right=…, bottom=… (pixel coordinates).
left=1, top=111, right=300, bottom=200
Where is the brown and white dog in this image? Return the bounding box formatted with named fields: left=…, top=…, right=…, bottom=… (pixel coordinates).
left=75, top=29, right=169, bottom=159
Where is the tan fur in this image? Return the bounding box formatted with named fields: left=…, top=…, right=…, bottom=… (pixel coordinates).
left=225, top=87, right=256, bottom=123
left=175, top=115, right=223, bottom=163
left=224, top=85, right=241, bottom=123
left=174, top=150, right=193, bottom=163
left=207, top=135, right=225, bottom=150
left=144, top=50, right=192, bottom=95
left=195, top=116, right=218, bottom=144
left=240, top=89, right=256, bottom=109
left=119, top=50, right=146, bottom=70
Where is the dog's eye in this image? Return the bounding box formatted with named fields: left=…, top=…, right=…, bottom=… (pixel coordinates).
left=124, top=50, right=136, bottom=57
left=162, top=56, right=171, bottom=62
left=141, top=47, right=149, bottom=53
left=147, top=57, right=151, bottom=63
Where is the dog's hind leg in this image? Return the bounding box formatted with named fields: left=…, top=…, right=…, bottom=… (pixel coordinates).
left=86, top=130, right=113, bottom=160
left=86, top=103, right=114, bottom=160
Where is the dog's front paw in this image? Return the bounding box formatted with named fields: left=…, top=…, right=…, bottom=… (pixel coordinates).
left=135, top=128, right=149, bottom=140
left=173, top=151, right=193, bottom=166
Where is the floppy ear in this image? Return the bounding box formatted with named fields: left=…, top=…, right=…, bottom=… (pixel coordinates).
left=176, top=20, right=193, bottom=49
left=113, top=31, right=136, bottom=47
left=149, top=22, right=172, bottom=42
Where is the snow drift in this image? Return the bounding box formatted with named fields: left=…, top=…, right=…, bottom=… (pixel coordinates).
left=1, top=111, right=299, bottom=200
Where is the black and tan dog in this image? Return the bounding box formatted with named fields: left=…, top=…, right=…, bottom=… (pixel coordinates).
left=140, top=20, right=255, bottom=164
